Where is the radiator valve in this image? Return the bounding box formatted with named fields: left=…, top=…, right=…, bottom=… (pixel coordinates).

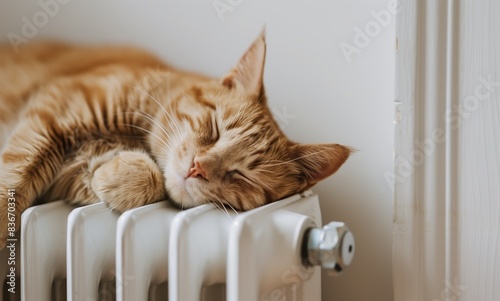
left=304, top=221, right=355, bottom=274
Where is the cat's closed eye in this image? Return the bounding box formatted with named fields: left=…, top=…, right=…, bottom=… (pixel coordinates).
left=225, top=169, right=244, bottom=181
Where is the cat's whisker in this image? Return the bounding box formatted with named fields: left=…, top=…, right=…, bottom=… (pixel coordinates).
left=127, top=84, right=180, bottom=139
left=208, top=198, right=227, bottom=218
left=214, top=196, right=233, bottom=219
left=225, top=200, right=239, bottom=216
left=163, top=70, right=181, bottom=138
left=107, top=135, right=170, bottom=160
left=148, top=149, right=169, bottom=159
left=153, top=101, right=182, bottom=142
left=117, top=122, right=171, bottom=150
left=119, top=104, right=174, bottom=142
left=125, top=107, right=176, bottom=148
left=117, top=123, right=174, bottom=154
left=151, top=85, right=177, bottom=138
left=210, top=200, right=224, bottom=214
left=117, top=115, right=174, bottom=153
left=220, top=201, right=230, bottom=218
left=132, top=86, right=183, bottom=141
left=153, top=147, right=172, bottom=163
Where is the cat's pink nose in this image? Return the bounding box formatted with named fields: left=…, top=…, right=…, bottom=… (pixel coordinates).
left=188, top=160, right=207, bottom=180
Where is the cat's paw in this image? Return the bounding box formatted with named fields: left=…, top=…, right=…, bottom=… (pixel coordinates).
left=90, top=151, right=166, bottom=212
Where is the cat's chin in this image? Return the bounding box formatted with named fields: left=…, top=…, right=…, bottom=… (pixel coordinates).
left=168, top=190, right=205, bottom=210
left=165, top=174, right=207, bottom=209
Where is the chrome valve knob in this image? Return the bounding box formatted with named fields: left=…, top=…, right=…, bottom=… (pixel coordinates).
left=304, top=221, right=355, bottom=274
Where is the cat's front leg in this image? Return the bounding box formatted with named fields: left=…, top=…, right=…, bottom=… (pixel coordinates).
left=0, top=122, right=65, bottom=249
left=90, top=150, right=167, bottom=212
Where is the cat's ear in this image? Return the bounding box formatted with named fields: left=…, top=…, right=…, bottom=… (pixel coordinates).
left=221, top=30, right=266, bottom=96
left=290, top=143, right=352, bottom=188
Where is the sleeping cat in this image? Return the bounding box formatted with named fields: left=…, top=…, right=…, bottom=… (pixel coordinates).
left=0, top=32, right=351, bottom=249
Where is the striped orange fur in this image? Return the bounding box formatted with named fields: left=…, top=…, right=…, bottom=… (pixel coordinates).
left=0, top=32, right=351, bottom=249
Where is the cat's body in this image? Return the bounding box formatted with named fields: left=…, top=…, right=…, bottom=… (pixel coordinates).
left=0, top=33, right=350, bottom=249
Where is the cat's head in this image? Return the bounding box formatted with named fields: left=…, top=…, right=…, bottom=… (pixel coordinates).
left=153, top=31, right=351, bottom=211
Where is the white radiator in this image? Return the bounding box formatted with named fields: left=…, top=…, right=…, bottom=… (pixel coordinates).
left=1, top=191, right=354, bottom=301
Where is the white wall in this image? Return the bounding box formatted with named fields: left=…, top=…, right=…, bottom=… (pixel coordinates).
left=394, top=1, right=500, bottom=300
left=0, top=0, right=395, bottom=300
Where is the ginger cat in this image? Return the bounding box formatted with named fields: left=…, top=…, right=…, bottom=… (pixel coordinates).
left=0, top=32, right=351, bottom=249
